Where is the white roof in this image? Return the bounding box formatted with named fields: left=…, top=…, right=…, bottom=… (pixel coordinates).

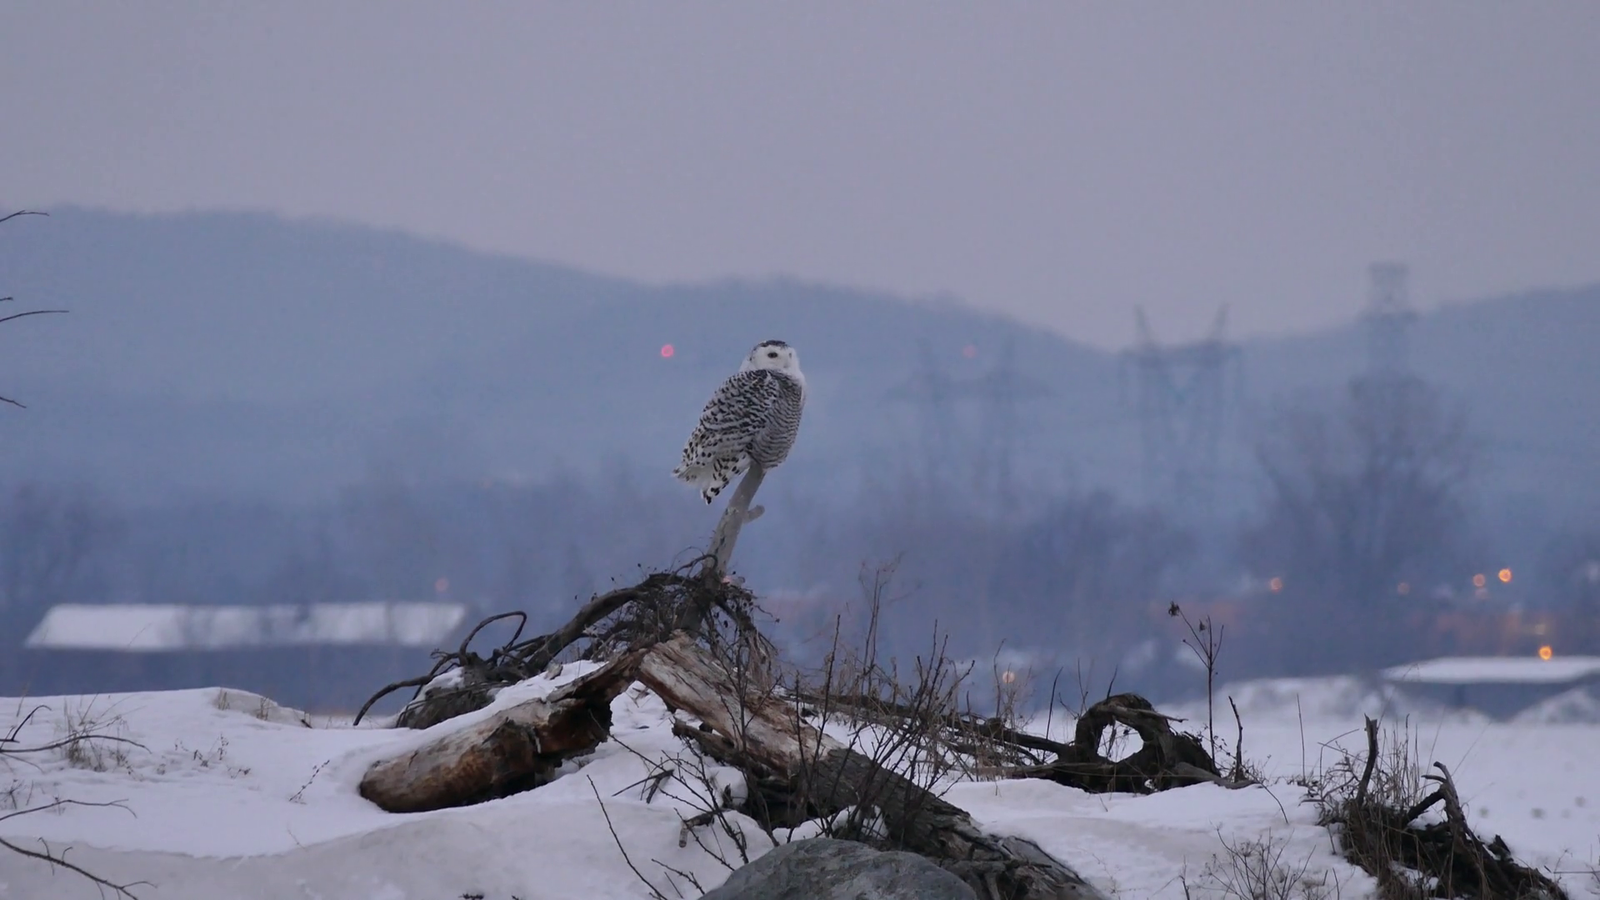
left=24, top=602, right=469, bottom=652
left=1382, top=655, right=1600, bottom=685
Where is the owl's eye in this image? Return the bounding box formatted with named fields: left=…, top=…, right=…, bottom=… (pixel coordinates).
left=767, top=351, right=778, bottom=359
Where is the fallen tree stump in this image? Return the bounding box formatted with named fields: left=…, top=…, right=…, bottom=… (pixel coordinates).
left=359, top=650, right=642, bottom=813
left=1001, top=693, right=1221, bottom=794
left=636, top=634, right=1113, bottom=900
left=355, top=566, right=762, bottom=729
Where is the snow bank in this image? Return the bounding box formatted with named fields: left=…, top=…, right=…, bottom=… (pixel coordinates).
left=1, top=670, right=1594, bottom=899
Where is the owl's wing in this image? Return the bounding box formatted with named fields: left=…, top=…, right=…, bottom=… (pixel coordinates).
left=679, top=370, right=782, bottom=466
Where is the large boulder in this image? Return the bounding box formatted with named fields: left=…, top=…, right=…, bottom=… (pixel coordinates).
left=700, top=837, right=976, bottom=900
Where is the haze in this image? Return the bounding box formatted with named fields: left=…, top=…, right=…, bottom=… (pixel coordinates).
left=5, top=2, right=1599, bottom=347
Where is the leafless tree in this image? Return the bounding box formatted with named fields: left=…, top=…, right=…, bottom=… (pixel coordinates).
left=996, top=490, right=1195, bottom=648
left=1242, top=375, right=1474, bottom=670
left=0, top=484, right=121, bottom=641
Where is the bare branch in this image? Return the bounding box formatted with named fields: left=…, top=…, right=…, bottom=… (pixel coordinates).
left=587, top=776, right=669, bottom=900
left=0, top=309, right=67, bottom=326
left=0, top=799, right=145, bottom=899
left=1, top=733, right=146, bottom=756
left=708, top=461, right=766, bottom=576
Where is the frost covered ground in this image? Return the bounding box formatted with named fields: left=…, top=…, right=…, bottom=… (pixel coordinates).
left=1, top=668, right=1596, bottom=900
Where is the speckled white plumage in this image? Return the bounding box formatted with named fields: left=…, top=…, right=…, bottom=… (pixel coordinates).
left=674, top=340, right=806, bottom=503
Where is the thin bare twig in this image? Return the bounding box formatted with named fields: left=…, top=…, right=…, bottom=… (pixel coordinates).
left=0, top=210, right=47, bottom=226
left=0, top=309, right=67, bottom=326
left=0, top=798, right=146, bottom=898
left=587, top=776, right=668, bottom=900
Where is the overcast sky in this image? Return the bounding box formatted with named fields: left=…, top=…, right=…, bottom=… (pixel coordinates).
left=4, top=3, right=1597, bottom=349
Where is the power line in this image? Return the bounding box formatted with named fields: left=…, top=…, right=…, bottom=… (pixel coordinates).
left=886, top=339, right=1051, bottom=506
left=1120, top=307, right=1242, bottom=516
left=886, top=340, right=964, bottom=483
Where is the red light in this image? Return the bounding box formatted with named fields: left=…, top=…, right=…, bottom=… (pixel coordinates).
left=962, top=345, right=978, bottom=358
left=660, top=344, right=675, bottom=359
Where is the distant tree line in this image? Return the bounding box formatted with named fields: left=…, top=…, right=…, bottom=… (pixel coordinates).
left=3, top=362, right=1596, bottom=703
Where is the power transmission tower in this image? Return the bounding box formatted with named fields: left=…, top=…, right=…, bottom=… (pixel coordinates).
left=887, top=341, right=966, bottom=484
left=1352, top=261, right=1420, bottom=415
left=970, top=339, right=1052, bottom=508
left=887, top=339, right=1051, bottom=507
left=1122, top=307, right=1241, bottom=515
left=1363, top=261, right=1416, bottom=378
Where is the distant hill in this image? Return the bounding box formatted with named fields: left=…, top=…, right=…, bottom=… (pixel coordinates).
left=1, top=208, right=1594, bottom=518
left=1243, top=286, right=1600, bottom=514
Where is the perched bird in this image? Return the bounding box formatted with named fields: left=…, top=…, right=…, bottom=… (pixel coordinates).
left=674, top=340, right=807, bottom=503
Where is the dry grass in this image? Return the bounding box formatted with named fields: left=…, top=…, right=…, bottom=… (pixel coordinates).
left=0, top=696, right=147, bottom=897
left=1184, top=830, right=1341, bottom=900
left=1310, top=716, right=1568, bottom=900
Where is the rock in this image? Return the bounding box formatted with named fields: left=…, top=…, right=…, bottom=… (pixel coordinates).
left=699, top=837, right=976, bottom=900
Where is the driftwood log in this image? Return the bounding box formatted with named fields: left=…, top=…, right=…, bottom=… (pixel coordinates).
left=359, top=461, right=775, bottom=730
left=359, top=650, right=641, bottom=813
left=635, top=635, right=1113, bottom=900
left=1001, top=693, right=1221, bottom=793
left=357, top=569, right=757, bottom=729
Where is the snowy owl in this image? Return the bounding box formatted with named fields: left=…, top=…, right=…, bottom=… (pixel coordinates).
left=674, top=340, right=806, bottom=503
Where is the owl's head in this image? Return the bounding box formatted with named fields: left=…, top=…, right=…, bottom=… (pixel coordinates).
left=741, top=340, right=802, bottom=375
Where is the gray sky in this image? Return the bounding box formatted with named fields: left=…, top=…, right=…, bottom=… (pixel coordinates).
left=4, top=2, right=1598, bottom=349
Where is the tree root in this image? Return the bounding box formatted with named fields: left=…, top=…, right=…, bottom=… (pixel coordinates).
left=354, top=561, right=769, bottom=728
left=977, top=693, right=1222, bottom=794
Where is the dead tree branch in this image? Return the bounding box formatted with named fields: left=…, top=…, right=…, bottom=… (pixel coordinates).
left=1322, top=718, right=1568, bottom=899
left=0, top=210, right=46, bottom=226
left=708, top=460, right=766, bottom=577
left=996, top=693, right=1221, bottom=794
left=1, top=734, right=147, bottom=897
left=1, top=209, right=66, bottom=408
left=356, top=563, right=763, bottom=728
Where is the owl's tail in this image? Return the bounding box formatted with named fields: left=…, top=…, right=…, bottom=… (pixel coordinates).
left=672, top=462, right=725, bottom=504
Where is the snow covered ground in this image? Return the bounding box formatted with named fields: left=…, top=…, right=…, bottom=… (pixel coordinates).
left=1, top=669, right=1595, bottom=900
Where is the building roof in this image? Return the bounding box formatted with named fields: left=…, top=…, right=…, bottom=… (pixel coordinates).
left=1381, top=655, right=1600, bottom=685
left=24, top=602, right=469, bottom=652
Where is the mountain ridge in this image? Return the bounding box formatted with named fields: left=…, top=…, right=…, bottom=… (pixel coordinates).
left=1, top=208, right=1593, bottom=516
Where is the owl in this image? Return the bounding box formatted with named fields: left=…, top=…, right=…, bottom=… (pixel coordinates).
left=674, top=340, right=807, bottom=503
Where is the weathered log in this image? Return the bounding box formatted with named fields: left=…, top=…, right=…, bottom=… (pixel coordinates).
left=636, top=634, right=1112, bottom=900
left=359, top=651, right=641, bottom=813
left=1004, top=693, right=1219, bottom=794
left=365, top=571, right=721, bottom=730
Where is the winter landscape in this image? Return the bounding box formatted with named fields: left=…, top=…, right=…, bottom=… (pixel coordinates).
left=4, top=658, right=1600, bottom=898
left=5, top=5, right=1600, bottom=899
